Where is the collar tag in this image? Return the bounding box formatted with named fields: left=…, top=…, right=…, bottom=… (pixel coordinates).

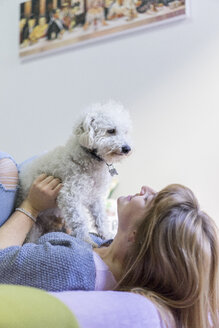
left=107, top=164, right=118, bottom=177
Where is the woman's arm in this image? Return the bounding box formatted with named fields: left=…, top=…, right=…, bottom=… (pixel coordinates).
left=0, top=174, right=62, bottom=249
left=0, top=171, right=96, bottom=292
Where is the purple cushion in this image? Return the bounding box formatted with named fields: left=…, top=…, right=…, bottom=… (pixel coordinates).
left=51, top=291, right=164, bottom=328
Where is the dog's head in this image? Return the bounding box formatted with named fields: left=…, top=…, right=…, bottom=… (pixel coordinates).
left=74, top=101, right=132, bottom=164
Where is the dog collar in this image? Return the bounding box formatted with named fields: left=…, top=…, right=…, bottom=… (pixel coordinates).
left=81, top=146, right=118, bottom=177
left=81, top=147, right=103, bottom=162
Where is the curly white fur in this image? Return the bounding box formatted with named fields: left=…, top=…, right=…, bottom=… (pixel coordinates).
left=18, top=101, right=132, bottom=244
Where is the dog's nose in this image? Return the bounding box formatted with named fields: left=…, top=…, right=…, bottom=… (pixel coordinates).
left=121, top=145, right=131, bottom=154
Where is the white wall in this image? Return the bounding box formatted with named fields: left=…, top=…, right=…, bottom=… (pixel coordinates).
left=1, top=0, right=219, bottom=223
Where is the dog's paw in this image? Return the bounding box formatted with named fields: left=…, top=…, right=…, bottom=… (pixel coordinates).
left=82, top=235, right=98, bottom=247
left=74, top=230, right=98, bottom=247
left=88, top=239, right=99, bottom=248
left=98, top=229, right=115, bottom=241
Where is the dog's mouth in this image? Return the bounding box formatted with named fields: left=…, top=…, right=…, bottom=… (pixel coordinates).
left=111, top=151, right=131, bottom=157
left=112, top=152, right=124, bottom=156
left=102, top=146, right=132, bottom=160
left=112, top=148, right=132, bottom=156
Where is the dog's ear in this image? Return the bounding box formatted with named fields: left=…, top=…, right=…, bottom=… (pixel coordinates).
left=75, top=122, right=84, bottom=136
left=75, top=115, right=95, bottom=149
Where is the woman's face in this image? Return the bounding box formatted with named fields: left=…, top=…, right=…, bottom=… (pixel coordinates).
left=117, top=186, right=156, bottom=232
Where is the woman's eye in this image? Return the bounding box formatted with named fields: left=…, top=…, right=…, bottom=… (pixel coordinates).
left=107, top=129, right=116, bottom=134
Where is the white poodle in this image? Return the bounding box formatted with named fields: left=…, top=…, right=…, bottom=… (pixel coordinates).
left=17, top=101, right=132, bottom=244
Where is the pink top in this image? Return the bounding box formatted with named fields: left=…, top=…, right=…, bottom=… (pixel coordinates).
left=93, top=251, right=117, bottom=291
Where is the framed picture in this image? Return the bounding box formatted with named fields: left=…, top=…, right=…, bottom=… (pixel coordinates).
left=19, top=0, right=188, bottom=60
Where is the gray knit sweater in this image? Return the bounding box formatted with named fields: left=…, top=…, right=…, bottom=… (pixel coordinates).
left=0, top=232, right=100, bottom=292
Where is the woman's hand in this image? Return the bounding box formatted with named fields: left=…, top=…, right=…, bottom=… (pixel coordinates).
left=0, top=174, right=62, bottom=249
left=21, top=174, right=62, bottom=216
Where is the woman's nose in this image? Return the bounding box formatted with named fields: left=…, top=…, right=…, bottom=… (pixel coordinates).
left=140, top=186, right=147, bottom=195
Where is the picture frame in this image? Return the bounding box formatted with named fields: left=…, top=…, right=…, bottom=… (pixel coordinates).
left=19, top=0, right=188, bottom=61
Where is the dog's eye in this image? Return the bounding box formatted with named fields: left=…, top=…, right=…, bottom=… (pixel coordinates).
left=107, top=129, right=116, bottom=134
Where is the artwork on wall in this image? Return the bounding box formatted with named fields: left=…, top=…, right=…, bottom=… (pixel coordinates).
left=19, top=0, right=188, bottom=60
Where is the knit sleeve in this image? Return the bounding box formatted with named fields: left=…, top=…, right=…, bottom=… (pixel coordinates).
left=0, top=232, right=96, bottom=292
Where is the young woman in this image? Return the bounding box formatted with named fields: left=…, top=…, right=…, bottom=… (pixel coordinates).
left=116, top=185, right=219, bottom=328
left=0, top=152, right=218, bottom=328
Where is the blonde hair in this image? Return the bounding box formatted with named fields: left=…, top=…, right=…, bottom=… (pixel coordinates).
left=117, top=184, right=219, bottom=328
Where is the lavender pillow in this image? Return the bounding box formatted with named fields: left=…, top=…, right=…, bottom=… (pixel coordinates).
left=51, top=290, right=164, bottom=328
